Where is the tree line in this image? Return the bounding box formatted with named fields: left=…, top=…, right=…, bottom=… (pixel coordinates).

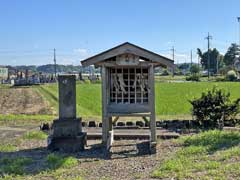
left=197, top=43, right=239, bottom=74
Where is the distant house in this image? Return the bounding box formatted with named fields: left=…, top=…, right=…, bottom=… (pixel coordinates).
left=0, top=67, right=8, bottom=81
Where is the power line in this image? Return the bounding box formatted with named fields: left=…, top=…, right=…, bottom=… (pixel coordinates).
left=205, top=32, right=212, bottom=80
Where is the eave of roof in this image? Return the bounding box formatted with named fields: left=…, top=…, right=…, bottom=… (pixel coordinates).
left=81, top=42, right=174, bottom=67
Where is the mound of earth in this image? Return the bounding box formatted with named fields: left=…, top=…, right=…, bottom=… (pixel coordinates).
left=0, top=87, right=53, bottom=115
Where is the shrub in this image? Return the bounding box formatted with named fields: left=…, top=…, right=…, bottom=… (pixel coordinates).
left=186, top=74, right=200, bottom=81
left=215, top=77, right=225, bottom=82
left=225, top=70, right=237, bottom=81
left=189, top=87, right=240, bottom=129
left=190, top=64, right=200, bottom=74
left=219, top=66, right=232, bottom=75
left=174, top=68, right=183, bottom=75
left=161, top=69, right=170, bottom=76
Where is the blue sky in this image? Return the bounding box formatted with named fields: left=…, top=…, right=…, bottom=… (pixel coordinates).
left=0, top=0, right=239, bottom=65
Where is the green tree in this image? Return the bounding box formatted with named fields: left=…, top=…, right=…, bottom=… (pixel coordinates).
left=197, top=48, right=222, bottom=73
left=224, top=43, right=240, bottom=66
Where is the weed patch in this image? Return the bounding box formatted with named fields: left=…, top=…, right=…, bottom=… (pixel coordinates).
left=0, top=144, right=16, bottom=152
left=23, top=131, right=47, bottom=140
left=152, top=130, right=240, bottom=179
left=0, top=157, right=32, bottom=175
left=46, top=153, right=78, bottom=170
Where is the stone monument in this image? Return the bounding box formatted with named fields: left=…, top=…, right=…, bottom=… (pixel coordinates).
left=48, top=75, right=86, bottom=152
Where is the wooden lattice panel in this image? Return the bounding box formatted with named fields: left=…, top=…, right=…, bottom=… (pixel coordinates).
left=109, top=67, right=149, bottom=104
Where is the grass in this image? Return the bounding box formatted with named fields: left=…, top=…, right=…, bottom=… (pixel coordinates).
left=36, top=83, right=101, bottom=119
left=0, top=153, right=81, bottom=179
left=0, top=114, right=56, bottom=126
left=36, top=85, right=58, bottom=113
left=0, top=81, right=239, bottom=121
left=0, top=144, right=16, bottom=152
left=0, top=152, right=81, bottom=179
left=155, top=82, right=240, bottom=116
left=0, top=114, right=55, bottom=121
left=0, top=157, right=33, bottom=175
left=0, top=84, right=11, bottom=89
left=36, top=82, right=240, bottom=120
left=152, top=130, right=240, bottom=179
left=23, top=130, right=47, bottom=140
left=46, top=153, right=79, bottom=169
left=155, top=75, right=186, bottom=82
left=155, top=75, right=225, bottom=82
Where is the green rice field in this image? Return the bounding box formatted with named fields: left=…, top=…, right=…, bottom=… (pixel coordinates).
left=36, top=82, right=240, bottom=120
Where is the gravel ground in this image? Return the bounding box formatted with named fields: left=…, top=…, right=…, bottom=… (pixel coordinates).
left=0, top=126, right=178, bottom=180
left=78, top=139, right=176, bottom=180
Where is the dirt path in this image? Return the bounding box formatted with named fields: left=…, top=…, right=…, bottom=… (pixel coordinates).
left=0, top=87, right=52, bottom=114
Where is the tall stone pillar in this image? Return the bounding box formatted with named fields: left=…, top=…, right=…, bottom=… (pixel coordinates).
left=48, top=75, right=86, bottom=152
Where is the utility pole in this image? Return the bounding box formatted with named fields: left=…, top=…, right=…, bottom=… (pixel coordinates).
left=171, top=46, right=175, bottom=77
left=216, top=55, right=219, bottom=75
left=53, top=48, right=57, bottom=78
left=190, top=50, right=193, bottom=67
left=198, top=54, right=201, bottom=76
left=237, top=17, right=240, bottom=46
left=190, top=50, right=193, bottom=75
left=171, top=46, right=175, bottom=63
left=205, top=32, right=212, bottom=80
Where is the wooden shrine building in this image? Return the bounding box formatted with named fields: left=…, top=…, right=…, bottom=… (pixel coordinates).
left=81, top=42, right=174, bottom=152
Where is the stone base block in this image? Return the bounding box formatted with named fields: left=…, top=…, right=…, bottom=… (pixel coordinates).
left=48, top=132, right=87, bottom=152
left=51, top=118, right=82, bottom=137
left=149, top=141, right=157, bottom=154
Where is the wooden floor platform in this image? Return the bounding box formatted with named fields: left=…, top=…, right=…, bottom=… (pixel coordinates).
left=83, top=127, right=180, bottom=140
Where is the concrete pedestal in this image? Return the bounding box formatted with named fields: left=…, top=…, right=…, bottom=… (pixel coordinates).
left=48, top=133, right=87, bottom=152
left=48, top=118, right=87, bottom=152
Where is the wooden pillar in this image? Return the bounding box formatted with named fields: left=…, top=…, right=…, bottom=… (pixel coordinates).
left=101, top=66, right=108, bottom=146
left=109, top=116, right=113, bottom=131
left=107, top=117, right=114, bottom=150
left=149, top=64, right=156, bottom=152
